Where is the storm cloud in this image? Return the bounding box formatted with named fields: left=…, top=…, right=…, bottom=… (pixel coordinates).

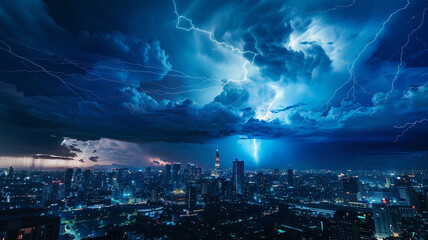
left=0, top=0, right=427, bottom=169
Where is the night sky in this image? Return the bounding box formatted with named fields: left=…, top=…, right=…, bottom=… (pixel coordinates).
left=0, top=0, right=427, bottom=170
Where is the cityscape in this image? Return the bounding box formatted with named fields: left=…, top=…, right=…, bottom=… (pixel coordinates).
left=1, top=0, right=428, bottom=239
left=1, top=150, right=428, bottom=239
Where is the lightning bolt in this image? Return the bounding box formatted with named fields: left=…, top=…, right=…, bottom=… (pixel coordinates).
left=377, top=6, right=428, bottom=105
left=172, top=0, right=279, bottom=163
left=258, top=84, right=281, bottom=121
left=0, top=40, right=88, bottom=102
left=171, top=0, right=258, bottom=84
left=322, top=0, right=411, bottom=116
left=415, top=34, right=428, bottom=51
left=1, top=40, right=227, bottom=99
left=305, top=0, right=356, bottom=14
left=253, top=139, right=259, bottom=163
left=393, top=118, right=428, bottom=143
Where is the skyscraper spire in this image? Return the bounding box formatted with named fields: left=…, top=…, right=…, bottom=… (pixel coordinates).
left=215, top=149, right=220, bottom=168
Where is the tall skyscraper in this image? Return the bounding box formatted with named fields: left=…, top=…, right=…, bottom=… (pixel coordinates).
left=215, top=149, right=220, bottom=168
left=165, top=164, right=172, bottom=184
left=212, top=149, right=223, bottom=178
left=186, top=186, right=196, bottom=209
left=8, top=166, right=14, bottom=180
left=74, top=168, right=82, bottom=183
left=172, top=163, right=181, bottom=187
left=83, top=169, right=91, bottom=187
left=65, top=168, right=73, bottom=194
left=256, top=172, right=266, bottom=193
left=232, top=158, right=244, bottom=196
left=372, top=204, right=392, bottom=238
left=287, top=168, right=294, bottom=186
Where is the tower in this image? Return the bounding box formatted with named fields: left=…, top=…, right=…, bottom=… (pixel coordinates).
left=215, top=149, right=220, bottom=168
left=65, top=168, right=73, bottom=194
left=232, top=158, right=244, bottom=196
left=212, top=149, right=222, bottom=178
left=165, top=164, right=171, bottom=184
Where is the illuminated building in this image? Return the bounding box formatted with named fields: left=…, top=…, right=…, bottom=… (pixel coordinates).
left=372, top=204, right=392, bottom=238
left=232, top=158, right=244, bottom=196
left=212, top=149, right=223, bottom=178
left=215, top=149, right=220, bottom=168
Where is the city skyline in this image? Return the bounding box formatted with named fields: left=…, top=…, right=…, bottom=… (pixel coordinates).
left=2, top=1, right=428, bottom=239
left=1, top=161, right=428, bottom=239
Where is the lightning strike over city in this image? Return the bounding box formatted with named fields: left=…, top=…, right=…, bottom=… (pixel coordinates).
left=0, top=0, right=428, bottom=239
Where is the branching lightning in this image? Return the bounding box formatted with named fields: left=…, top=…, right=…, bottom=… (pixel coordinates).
left=172, top=0, right=272, bottom=162
left=305, top=0, right=356, bottom=14
left=172, top=0, right=257, bottom=63
left=258, top=84, right=281, bottom=121
left=377, top=6, right=428, bottom=105
left=322, top=0, right=411, bottom=116
left=393, top=118, right=428, bottom=143
left=0, top=40, right=88, bottom=102
left=0, top=40, right=230, bottom=99
left=171, top=0, right=258, bottom=88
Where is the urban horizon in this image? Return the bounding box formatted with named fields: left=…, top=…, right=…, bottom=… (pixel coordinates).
left=1, top=0, right=428, bottom=239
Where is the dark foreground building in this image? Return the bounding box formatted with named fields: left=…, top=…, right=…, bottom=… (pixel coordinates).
left=0, top=209, right=60, bottom=240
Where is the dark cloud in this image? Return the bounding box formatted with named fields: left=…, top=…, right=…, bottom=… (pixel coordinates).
left=214, top=82, right=249, bottom=107
left=68, top=145, right=82, bottom=153
left=0, top=0, right=427, bottom=169
left=271, top=104, right=304, bottom=113
left=240, top=8, right=332, bottom=82
left=88, top=156, right=99, bottom=162
left=33, top=154, right=75, bottom=160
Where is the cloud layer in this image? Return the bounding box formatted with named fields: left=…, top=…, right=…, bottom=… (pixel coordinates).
left=0, top=0, right=427, bottom=168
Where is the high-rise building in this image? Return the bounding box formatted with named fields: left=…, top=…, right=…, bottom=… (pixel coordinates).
left=83, top=169, right=91, bottom=187
left=165, top=164, right=172, bottom=184
left=287, top=168, right=294, bottom=186
left=372, top=204, right=392, bottom=238
left=186, top=186, right=196, bottom=209
left=273, top=168, right=280, bottom=185
left=232, top=158, right=244, bottom=196
left=186, top=163, right=196, bottom=181
left=8, top=166, right=14, bottom=180
left=172, top=163, right=181, bottom=187
left=150, top=188, right=159, bottom=203
left=41, top=181, right=66, bottom=208
left=117, top=168, right=129, bottom=187
left=74, top=168, right=82, bottom=183
left=397, top=186, right=410, bottom=205
left=65, top=168, right=73, bottom=194
left=256, top=172, right=266, bottom=193
left=343, top=176, right=362, bottom=202
left=215, top=149, right=220, bottom=168
left=212, top=149, right=223, bottom=178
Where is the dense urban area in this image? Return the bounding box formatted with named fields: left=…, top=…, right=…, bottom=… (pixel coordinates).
left=1, top=150, right=428, bottom=239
